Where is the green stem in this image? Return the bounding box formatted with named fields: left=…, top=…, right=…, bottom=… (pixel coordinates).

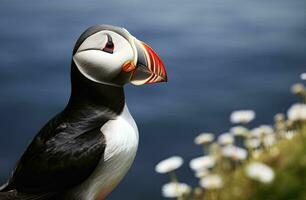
left=203, top=145, right=208, bottom=155
left=168, top=171, right=179, bottom=183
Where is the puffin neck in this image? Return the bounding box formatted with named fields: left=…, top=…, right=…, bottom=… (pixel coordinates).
left=67, top=62, right=125, bottom=117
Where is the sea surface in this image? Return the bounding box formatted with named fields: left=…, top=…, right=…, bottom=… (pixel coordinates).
left=0, top=0, right=305, bottom=199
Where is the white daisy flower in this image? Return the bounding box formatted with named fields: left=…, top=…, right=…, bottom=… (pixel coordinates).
left=162, top=182, right=191, bottom=198
left=284, top=130, right=296, bottom=140
left=250, top=125, right=273, bottom=140
left=200, top=174, right=223, bottom=189
left=189, top=155, right=215, bottom=171
left=217, top=133, right=234, bottom=146
left=222, top=145, right=248, bottom=161
left=230, top=110, right=256, bottom=124
left=230, top=126, right=249, bottom=137
left=291, top=83, right=305, bottom=95
left=245, top=138, right=261, bottom=149
left=250, top=127, right=264, bottom=138
left=195, top=168, right=210, bottom=178
left=301, top=73, right=306, bottom=80
left=245, top=162, right=275, bottom=184
left=259, top=125, right=274, bottom=136
left=263, top=134, right=276, bottom=147
left=155, top=156, right=183, bottom=174
left=274, top=113, right=285, bottom=122
left=194, top=133, right=214, bottom=145
left=287, top=103, right=306, bottom=122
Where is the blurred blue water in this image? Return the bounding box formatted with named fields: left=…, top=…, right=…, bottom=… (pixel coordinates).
left=0, top=0, right=305, bottom=199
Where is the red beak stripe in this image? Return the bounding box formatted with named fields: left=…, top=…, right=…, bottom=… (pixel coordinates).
left=141, top=42, right=167, bottom=84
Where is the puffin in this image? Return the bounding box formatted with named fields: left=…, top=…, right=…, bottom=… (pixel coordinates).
left=0, top=24, right=167, bottom=200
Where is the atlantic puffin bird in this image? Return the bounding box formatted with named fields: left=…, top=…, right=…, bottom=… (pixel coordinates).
left=0, top=24, right=167, bottom=200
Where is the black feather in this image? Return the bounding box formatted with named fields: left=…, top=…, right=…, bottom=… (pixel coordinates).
left=1, top=25, right=126, bottom=199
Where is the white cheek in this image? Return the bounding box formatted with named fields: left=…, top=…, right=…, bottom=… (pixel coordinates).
left=73, top=30, right=135, bottom=84
left=73, top=46, right=134, bottom=84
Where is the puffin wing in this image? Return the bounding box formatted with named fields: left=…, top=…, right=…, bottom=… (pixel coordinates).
left=5, top=125, right=106, bottom=193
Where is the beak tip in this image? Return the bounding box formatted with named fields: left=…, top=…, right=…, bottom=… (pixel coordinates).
left=131, top=40, right=168, bottom=85
left=163, top=76, right=168, bottom=82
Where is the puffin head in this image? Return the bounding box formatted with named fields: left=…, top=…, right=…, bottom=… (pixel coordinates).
left=72, top=24, right=167, bottom=87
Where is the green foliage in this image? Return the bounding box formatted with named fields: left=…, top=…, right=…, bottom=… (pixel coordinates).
left=157, top=80, right=306, bottom=200
left=218, top=126, right=306, bottom=200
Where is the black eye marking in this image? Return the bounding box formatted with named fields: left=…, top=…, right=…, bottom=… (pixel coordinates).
left=102, top=33, right=114, bottom=54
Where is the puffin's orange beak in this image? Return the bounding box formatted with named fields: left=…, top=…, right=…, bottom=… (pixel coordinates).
left=129, top=40, right=167, bottom=85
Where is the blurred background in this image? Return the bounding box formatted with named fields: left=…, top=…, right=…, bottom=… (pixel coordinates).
left=0, top=0, right=305, bottom=199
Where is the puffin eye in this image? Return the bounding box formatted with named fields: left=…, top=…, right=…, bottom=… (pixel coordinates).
left=102, top=33, right=114, bottom=54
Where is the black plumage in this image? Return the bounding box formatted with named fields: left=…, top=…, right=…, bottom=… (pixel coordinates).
left=0, top=23, right=169, bottom=199
left=0, top=25, right=126, bottom=199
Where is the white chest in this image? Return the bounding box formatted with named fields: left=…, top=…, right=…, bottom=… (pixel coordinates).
left=70, top=105, right=139, bottom=200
